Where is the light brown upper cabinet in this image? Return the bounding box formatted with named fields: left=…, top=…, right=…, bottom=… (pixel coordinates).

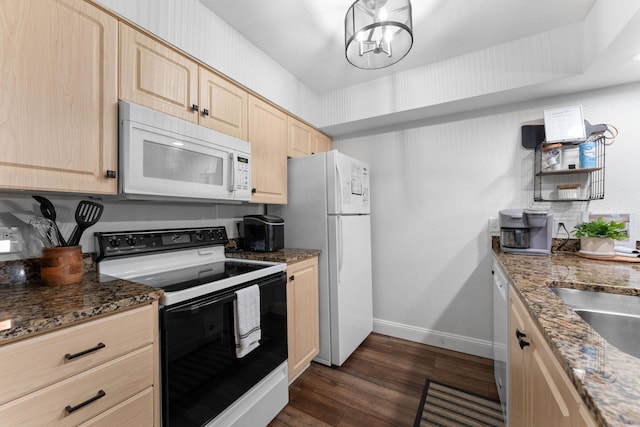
left=0, top=0, right=118, bottom=194
left=288, top=117, right=332, bottom=158
left=288, top=117, right=314, bottom=158
left=119, top=24, right=248, bottom=139
left=248, top=95, right=288, bottom=204
left=313, top=131, right=332, bottom=154
left=119, top=23, right=199, bottom=123
left=200, top=70, right=248, bottom=140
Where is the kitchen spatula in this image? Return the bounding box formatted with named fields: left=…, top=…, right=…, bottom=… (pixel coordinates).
left=67, top=201, right=104, bottom=246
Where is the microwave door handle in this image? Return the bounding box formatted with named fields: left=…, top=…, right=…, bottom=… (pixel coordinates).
left=229, top=153, right=235, bottom=192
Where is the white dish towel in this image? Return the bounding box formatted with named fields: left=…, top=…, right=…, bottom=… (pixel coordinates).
left=233, top=284, right=261, bottom=358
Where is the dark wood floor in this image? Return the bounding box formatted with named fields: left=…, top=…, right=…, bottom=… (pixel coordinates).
left=269, top=333, right=499, bottom=427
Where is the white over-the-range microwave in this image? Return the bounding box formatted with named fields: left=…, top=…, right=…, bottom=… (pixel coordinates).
left=118, top=101, right=251, bottom=203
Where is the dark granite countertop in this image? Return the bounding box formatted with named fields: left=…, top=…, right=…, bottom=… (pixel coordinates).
left=226, top=248, right=321, bottom=264
left=494, top=249, right=640, bottom=426
left=0, top=256, right=163, bottom=346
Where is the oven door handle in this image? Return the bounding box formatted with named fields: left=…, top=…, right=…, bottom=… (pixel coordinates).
left=171, top=293, right=236, bottom=313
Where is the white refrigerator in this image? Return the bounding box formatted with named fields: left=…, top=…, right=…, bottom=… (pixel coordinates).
left=280, top=150, right=373, bottom=366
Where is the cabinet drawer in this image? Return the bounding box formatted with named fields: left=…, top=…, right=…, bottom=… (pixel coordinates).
left=78, top=387, right=154, bottom=427
left=0, top=304, right=154, bottom=405
left=0, top=345, right=153, bottom=427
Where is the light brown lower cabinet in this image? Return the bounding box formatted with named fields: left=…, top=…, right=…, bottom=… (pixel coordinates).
left=0, top=302, right=159, bottom=426
left=286, top=257, right=320, bottom=381
left=509, top=285, right=596, bottom=427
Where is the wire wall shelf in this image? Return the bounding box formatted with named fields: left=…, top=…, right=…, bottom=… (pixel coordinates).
left=533, top=136, right=605, bottom=202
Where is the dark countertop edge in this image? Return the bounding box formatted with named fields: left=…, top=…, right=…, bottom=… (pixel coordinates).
left=1, top=292, right=162, bottom=346
left=494, top=249, right=640, bottom=427
left=0, top=276, right=163, bottom=346
left=225, top=248, right=321, bottom=264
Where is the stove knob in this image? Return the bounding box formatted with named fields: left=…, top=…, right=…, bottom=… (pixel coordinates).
left=109, top=238, right=120, bottom=248
left=125, top=236, right=137, bottom=246
left=217, top=230, right=225, bottom=240
left=195, top=232, right=204, bottom=241
left=207, top=230, right=216, bottom=240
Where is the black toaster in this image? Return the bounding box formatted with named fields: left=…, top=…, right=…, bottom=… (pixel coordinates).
left=243, top=215, right=285, bottom=252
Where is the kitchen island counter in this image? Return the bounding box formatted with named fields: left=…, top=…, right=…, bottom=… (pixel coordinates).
left=495, top=249, right=640, bottom=426
left=0, top=256, right=163, bottom=346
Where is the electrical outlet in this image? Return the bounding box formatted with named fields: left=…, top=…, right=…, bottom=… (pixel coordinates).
left=488, top=217, right=499, bottom=233
left=0, top=227, right=22, bottom=254
left=557, top=221, right=565, bottom=233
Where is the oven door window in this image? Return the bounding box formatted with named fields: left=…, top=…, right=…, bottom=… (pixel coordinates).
left=161, top=273, right=287, bottom=427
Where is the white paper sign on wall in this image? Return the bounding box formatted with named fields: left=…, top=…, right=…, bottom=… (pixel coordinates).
left=543, top=105, right=586, bottom=143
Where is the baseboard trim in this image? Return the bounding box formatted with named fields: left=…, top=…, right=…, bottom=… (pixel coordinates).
left=373, top=318, right=494, bottom=359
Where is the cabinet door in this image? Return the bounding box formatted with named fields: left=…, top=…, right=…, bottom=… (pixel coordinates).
left=248, top=95, right=288, bottom=204
left=199, top=69, right=248, bottom=139
left=509, top=295, right=529, bottom=427
left=510, top=287, right=596, bottom=427
left=313, top=131, right=332, bottom=154
left=530, top=349, right=572, bottom=427
left=286, top=257, right=319, bottom=380
left=0, top=0, right=118, bottom=194
left=287, top=117, right=313, bottom=158
left=119, top=23, right=199, bottom=123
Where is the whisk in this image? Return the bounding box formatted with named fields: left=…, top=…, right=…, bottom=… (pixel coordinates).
left=29, top=216, right=61, bottom=247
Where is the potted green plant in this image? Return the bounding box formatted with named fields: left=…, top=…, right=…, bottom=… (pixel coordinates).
left=573, top=217, right=627, bottom=255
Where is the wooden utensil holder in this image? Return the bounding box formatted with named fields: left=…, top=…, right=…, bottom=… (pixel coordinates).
left=40, top=246, right=83, bottom=286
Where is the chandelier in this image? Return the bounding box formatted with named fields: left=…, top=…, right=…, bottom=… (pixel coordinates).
left=345, top=0, right=413, bottom=69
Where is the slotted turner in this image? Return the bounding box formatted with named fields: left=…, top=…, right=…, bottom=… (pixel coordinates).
left=67, top=201, right=104, bottom=246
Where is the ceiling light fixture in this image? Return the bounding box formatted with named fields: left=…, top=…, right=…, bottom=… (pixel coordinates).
left=345, top=0, right=413, bottom=70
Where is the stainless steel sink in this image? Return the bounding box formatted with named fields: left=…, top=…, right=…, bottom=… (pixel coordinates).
left=551, top=288, right=640, bottom=359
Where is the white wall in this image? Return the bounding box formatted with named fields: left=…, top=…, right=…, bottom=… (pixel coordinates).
left=93, top=0, right=321, bottom=125
left=333, top=82, right=640, bottom=358
left=0, top=194, right=264, bottom=260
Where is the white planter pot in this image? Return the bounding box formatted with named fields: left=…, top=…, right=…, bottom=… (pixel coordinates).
left=580, top=237, right=615, bottom=255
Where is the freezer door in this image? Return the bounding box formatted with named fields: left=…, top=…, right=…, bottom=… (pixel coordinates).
left=326, top=151, right=370, bottom=215
left=327, top=214, right=373, bottom=366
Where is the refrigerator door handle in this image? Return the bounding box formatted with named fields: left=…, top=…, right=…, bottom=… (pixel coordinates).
left=338, top=216, right=343, bottom=281
left=335, top=162, right=343, bottom=213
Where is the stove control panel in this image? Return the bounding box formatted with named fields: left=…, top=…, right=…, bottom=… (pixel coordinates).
left=95, top=226, right=229, bottom=261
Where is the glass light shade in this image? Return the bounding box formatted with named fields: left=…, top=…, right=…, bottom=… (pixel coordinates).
left=345, top=0, right=413, bottom=69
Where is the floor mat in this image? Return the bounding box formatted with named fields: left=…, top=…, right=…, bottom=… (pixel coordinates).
left=414, top=380, right=505, bottom=427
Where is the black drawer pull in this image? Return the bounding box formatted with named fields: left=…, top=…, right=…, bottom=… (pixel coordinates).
left=65, top=389, right=106, bottom=414
left=289, top=275, right=295, bottom=282
left=65, top=342, right=106, bottom=360
left=515, top=329, right=530, bottom=350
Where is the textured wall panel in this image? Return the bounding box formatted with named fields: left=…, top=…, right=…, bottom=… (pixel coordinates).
left=333, top=82, right=640, bottom=356
left=94, top=0, right=321, bottom=125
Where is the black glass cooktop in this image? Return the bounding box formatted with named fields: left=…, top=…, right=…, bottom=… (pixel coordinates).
left=131, top=261, right=270, bottom=292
